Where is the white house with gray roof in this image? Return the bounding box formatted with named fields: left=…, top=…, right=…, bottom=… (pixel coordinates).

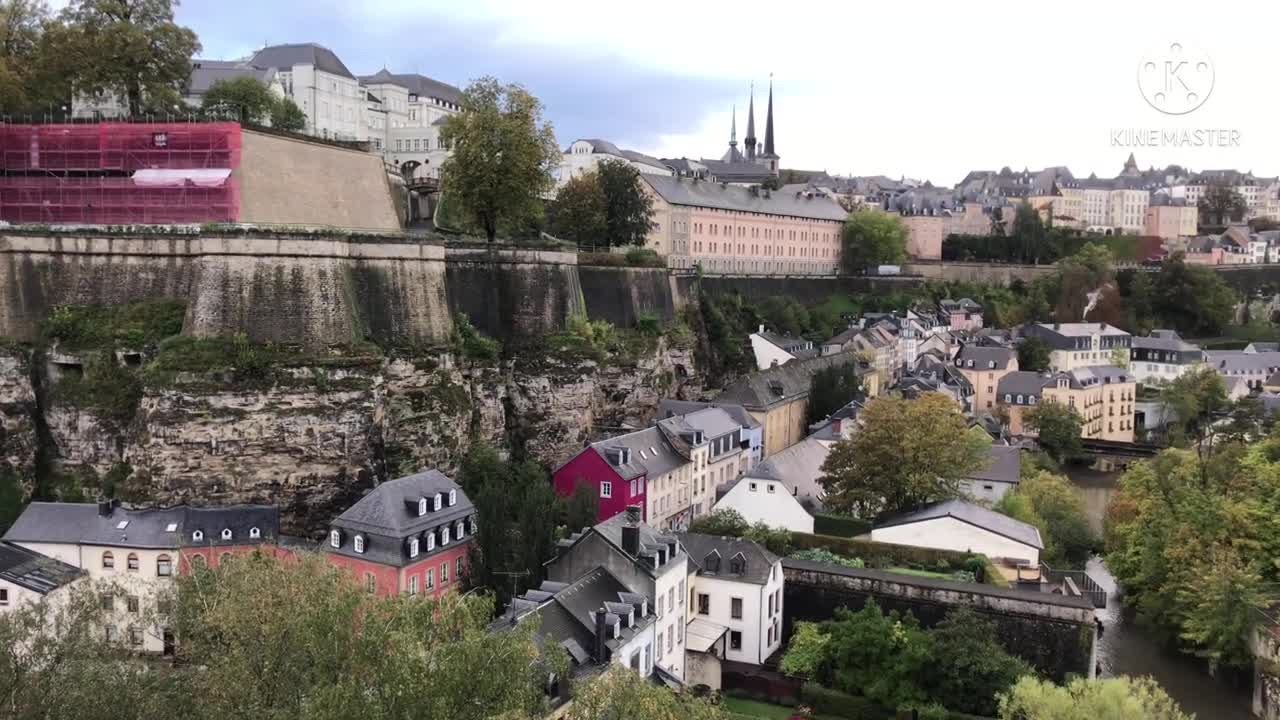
left=0, top=541, right=84, bottom=615
left=360, top=69, right=463, bottom=179
left=1206, top=350, right=1280, bottom=391
left=556, top=139, right=675, bottom=191
left=871, top=499, right=1043, bottom=566
left=1130, top=330, right=1204, bottom=383
left=678, top=533, right=785, bottom=674
left=250, top=43, right=365, bottom=141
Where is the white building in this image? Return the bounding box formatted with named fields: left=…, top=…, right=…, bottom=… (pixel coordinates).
left=961, top=444, right=1022, bottom=505
left=250, top=43, right=365, bottom=141
left=183, top=59, right=285, bottom=110
left=1130, top=330, right=1205, bottom=384
left=556, top=139, right=675, bottom=189
left=870, top=499, right=1043, bottom=566
left=749, top=326, right=816, bottom=370
left=712, top=475, right=813, bottom=533
left=0, top=541, right=84, bottom=614
left=679, top=533, right=785, bottom=668
left=360, top=69, right=463, bottom=180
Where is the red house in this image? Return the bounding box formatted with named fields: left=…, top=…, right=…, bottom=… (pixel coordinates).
left=324, top=469, right=474, bottom=598
left=553, top=426, right=689, bottom=526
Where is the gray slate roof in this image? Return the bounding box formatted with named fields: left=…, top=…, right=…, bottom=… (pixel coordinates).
left=590, top=513, right=683, bottom=576
left=588, top=425, right=687, bottom=481
left=955, top=344, right=1015, bottom=371
left=677, top=532, right=778, bottom=585
left=659, top=407, right=742, bottom=442
left=875, top=499, right=1043, bottom=549
left=1205, top=351, right=1280, bottom=374
left=744, top=435, right=829, bottom=508
left=0, top=542, right=83, bottom=594
left=332, top=469, right=472, bottom=536
left=360, top=69, right=462, bottom=105
left=658, top=399, right=761, bottom=430
left=3, top=502, right=279, bottom=549
left=186, top=60, right=276, bottom=97
left=1133, top=330, right=1201, bottom=353
left=995, top=371, right=1052, bottom=403
left=643, top=175, right=848, bottom=222
left=967, top=445, right=1021, bottom=485
left=250, top=43, right=355, bottom=79
left=716, top=352, right=866, bottom=410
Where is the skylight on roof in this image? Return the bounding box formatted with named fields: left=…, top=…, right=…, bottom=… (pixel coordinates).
left=650, top=446, right=657, bottom=454
left=116, top=521, right=129, bottom=530
left=165, top=523, right=178, bottom=532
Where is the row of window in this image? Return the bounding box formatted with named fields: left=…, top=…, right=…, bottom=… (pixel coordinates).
left=102, top=551, right=172, bottom=576
left=402, top=557, right=467, bottom=594
left=394, top=137, right=449, bottom=153
left=103, top=624, right=146, bottom=647
left=331, top=517, right=474, bottom=557
left=190, top=527, right=261, bottom=543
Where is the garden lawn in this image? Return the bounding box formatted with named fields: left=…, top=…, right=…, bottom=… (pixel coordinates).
left=722, top=696, right=851, bottom=720
left=884, top=566, right=952, bottom=579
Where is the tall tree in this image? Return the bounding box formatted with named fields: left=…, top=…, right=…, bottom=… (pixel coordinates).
left=596, top=158, right=655, bottom=247
left=995, top=470, right=1096, bottom=567
left=563, top=479, right=598, bottom=532
left=201, top=76, right=276, bottom=124
left=1198, top=183, right=1247, bottom=228
left=999, top=676, right=1191, bottom=720
left=1016, top=336, right=1051, bottom=373
left=1160, top=365, right=1228, bottom=452
left=1150, top=253, right=1236, bottom=336
left=56, top=0, right=200, bottom=116
left=566, top=666, right=727, bottom=720
left=840, top=211, right=906, bottom=274
left=0, top=0, right=53, bottom=110
left=550, top=171, right=607, bottom=248
left=270, top=96, right=305, bottom=132
left=439, top=76, right=559, bottom=242
left=824, top=602, right=933, bottom=709
left=925, top=609, right=1031, bottom=717
left=819, top=393, right=989, bottom=517
left=1024, top=402, right=1083, bottom=464
left=807, top=362, right=863, bottom=425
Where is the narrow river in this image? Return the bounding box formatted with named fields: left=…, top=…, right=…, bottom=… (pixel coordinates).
left=1068, top=468, right=1255, bottom=719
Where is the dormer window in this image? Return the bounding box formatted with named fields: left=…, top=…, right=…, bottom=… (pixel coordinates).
left=442, top=526, right=451, bottom=545
left=249, top=527, right=261, bottom=539
left=330, top=529, right=341, bottom=548
left=448, top=489, right=457, bottom=506
left=221, top=529, right=233, bottom=541
left=627, top=610, right=635, bottom=627
left=434, top=494, right=443, bottom=511
left=704, top=551, right=721, bottom=572
left=730, top=553, right=746, bottom=575
left=354, top=535, right=365, bottom=554
left=418, top=498, right=428, bottom=516
left=409, top=538, right=420, bottom=558
left=192, top=530, right=204, bottom=542
left=455, top=520, right=464, bottom=539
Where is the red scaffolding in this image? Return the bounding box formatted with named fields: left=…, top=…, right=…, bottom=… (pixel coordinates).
left=0, top=122, right=243, bottom=225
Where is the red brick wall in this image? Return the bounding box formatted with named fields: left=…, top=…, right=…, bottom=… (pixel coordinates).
left=326, top=553, right=402, bottom=596
left=325, top=540, right=471, bottom=598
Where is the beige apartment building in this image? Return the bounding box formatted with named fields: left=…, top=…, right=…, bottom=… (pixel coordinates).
left=1145, top=203, right=1198, bottom=240
left=954, top=345, right=1019, bottom=412
left=1021, top=323, right=1132, bottom=373
left=643, top=176, right=847, bottom=275
left=998, top=366, right=1136, bottom=443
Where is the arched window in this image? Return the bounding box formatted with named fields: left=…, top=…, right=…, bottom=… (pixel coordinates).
left=354, top=535, right=365, bottom=554
left=434, top=494, right=442, bottom=511
left=156, top=554, right=172, bottom=577
left=417, top=497, right=427, bottom=516
left=442, top=526, right=450, bottom=545
left=102, top=551, right=115, bottom=569
left=219, top=552, right=232, bottom=565
left=190, top=554, right=207, bottom=569
left=427, top=533, right=436, bottom=551
left=221, top=528, right=233, bottom=541
left=126, top=553, right=139, bottom=571
left=455, top=520, right=464, bottom=539
left=409, top=538, right=419, bottom=558
left=249, top=527, right=261, bottom=539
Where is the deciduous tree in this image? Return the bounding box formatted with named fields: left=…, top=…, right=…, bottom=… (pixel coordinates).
left=597, top=158, right=655, bottom=247
left=925, top=609, right=1031, bottom=717
left=566, top=666, right=727, bottom=720
left=1016, top=336, right=1051, bottom=373
left=819, top=393, right=989, bottom=517
left=998, top=676, right=1191, bottom=720
left=995, top=470, right=1096, bottom=567
left=270, top=96, right=306, bottom=131
left=54, top=0, right=200, bottom=116
left=1198, top=183, right=1247, bottom=228
left=825, top=602, right=933, bottom=709
left=1024, top=401, right=1083, bottom=464
left=550, top=171, right=607, bottom=247
left=840, top=211, right=906, bottom=274
left=201, top=76, right=276, bottom=124
left=439, top=77, right=559, bottom=242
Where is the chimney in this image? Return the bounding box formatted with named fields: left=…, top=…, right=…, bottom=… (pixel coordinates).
left=621, top=506, right=641, bottom=556
left=594, top=608, right=609, bottom=662
left=758, top=324, right=765, bottom=334
left=97, top=500, right=113, bottom=517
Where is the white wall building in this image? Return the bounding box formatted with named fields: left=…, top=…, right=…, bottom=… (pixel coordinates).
left=712, top=476, right=814, bottom=534
left=250, top=43, right=365, bottom=141
left=360, top=69, right=463, bottom=180
left=870, top=499, right=1043, bottom=566
left=679, top=533, right=785, bottom=667
left=0, top=541, right=84, bottom=615
left=555, top=139, right=674, bottom=189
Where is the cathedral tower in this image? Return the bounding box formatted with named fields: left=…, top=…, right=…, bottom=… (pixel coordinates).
left=744, top=83, right=758, bottom=162
left=759, top=76, right=779, bottom=175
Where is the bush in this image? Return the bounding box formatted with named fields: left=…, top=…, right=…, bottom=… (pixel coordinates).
left=41, top=300, right=186, bottom=351
left=636, top=312, right=662, bottom=336
left=624, top=247, right=665, bottom=267
left=799, top=683, right=888, bottom=720
left=451, top=313, right=502, bottom=361
left=813, top=514, right=872, bottom=538
left=53, top=353, right=142, bottom=424
left=790, top=548, right=865, bottom=568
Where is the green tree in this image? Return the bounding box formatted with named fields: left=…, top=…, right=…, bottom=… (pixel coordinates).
left=1016, top=336, right=1051, bottom=373
left=55, top=0, right=200, bottom=116
left=925, top=608, right=1031, bottom=717
left=0, top=0, right=56, bottom=111
left=806, top=362, right=863, bottom=425
left=995, top=470, right=1096, bottom=567
left=779, top=621, right=831, bottom=678
left=550, top=171, right=607, bottom=248
left=563, top=479, right=598, bottom=532
left=743, top=521, right=792, bottom=556
left=439, top=76, right=559, bottom=242
left=998, top=676, right=1191, bottom=720
left=1160, top=365, right=1228, bottom=451
left=0, top=469, right=24, bottom=533
left=1024, top=401, right=1082, bottom=464
left=688, top=508, right=750, bottom=536
left=566, top=666, right=727, bottom=720
left=1151, top=253, right=1237, bottom=336
left=270, top=96, right=306, bottom=132
left=825, top=602, right=933, bottom=709
left=820, top=393, right=989, bottom=517
left=597, top=158, right=656, bottom=247
left=840, top=211, right=906, bottom=274
left=1198, top=183, right=1247, bottom=228
left=201, top=75, right=276, bottom=124
left=170, top=552, right=545, bottom=719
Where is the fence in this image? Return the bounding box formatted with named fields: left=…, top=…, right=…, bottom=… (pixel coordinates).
left=1035, top=562, right=1107, bottom=608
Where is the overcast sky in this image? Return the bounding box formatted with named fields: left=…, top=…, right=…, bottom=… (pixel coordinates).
left=173, top=0, right=1280, bottom=186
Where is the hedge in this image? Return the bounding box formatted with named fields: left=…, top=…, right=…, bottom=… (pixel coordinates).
left=788, top=532, right=1005, bottom=587
left=813, top=514, right=872, bottom=538
left=800, top=683, right=890, bottom=720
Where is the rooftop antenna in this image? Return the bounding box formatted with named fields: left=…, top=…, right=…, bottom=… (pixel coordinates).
left=494, top=569, right=530, bottom=602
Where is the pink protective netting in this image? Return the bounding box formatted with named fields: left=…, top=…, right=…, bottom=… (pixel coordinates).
left=0, top=122, right=242, bottom=225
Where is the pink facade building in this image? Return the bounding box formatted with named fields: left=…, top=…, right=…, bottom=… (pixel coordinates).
left=553, top=426, right=675, bottom=525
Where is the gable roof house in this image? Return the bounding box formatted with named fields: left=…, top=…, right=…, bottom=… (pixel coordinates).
left=678, top=533, right=785, bottom=671
left=659, top=399, right=763, bottom=466
left=749, top=325, right=817, bottom=370
left=545, top=508, right=689, bottom=683
left=0, top=542, right=84, bottom=614
left=553, top=425, right=692, bottom=530
left=325, top=469, right=476, bottom=598
left=962, top=444, right=1023, bottom=504
left=871, top=499, right=1043, bottom=566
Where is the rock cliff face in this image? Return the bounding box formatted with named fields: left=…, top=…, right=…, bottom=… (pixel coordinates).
left=8, top=341, right=700, bottom=534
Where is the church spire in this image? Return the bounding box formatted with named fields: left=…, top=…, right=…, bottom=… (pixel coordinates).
left=728, top=104, right=737, bottom=149
left=762, top=75, right=776, bottom=159
left=744, top=82, right=757, bottom=162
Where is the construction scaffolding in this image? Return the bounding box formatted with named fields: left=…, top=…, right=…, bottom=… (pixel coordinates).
left=0, top=122, right=243, bottom=225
